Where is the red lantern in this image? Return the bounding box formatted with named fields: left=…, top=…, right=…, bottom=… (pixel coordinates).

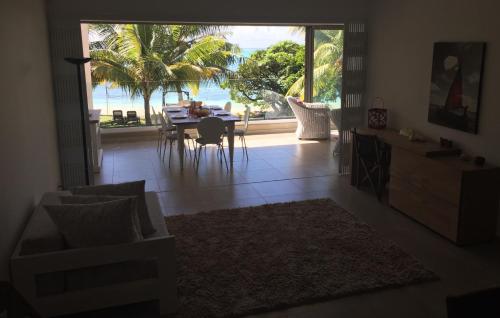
left=368, top=97, right=387, bottom=129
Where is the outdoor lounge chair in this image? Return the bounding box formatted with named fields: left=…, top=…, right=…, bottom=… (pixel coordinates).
left=126, top=111, right=140, bottom=124
left=286, top=96, right=331, bottom=140
left=112, top=110, right=125, bottom=125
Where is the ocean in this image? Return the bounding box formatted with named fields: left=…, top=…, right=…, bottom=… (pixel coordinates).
left=92, top=48, right=257, bottom=117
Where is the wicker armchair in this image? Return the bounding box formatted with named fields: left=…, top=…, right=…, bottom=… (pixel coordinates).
left=286, top=96, right=331, bottom=140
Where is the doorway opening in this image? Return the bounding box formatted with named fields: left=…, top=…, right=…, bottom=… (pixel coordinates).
left=81, top=23, right=343, bottom=128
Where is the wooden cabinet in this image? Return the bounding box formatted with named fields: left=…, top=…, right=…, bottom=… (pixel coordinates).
left=389, top=147, right=500, bottom=245
left=353, top=128, right=500, bottom=245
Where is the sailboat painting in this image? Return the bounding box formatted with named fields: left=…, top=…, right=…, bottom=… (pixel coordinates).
left=428, top=42, right=486, bottom=133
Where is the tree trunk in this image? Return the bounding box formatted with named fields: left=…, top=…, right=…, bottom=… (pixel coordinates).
left=162, top=89, right=166, bottom=106
left=269, top=101, right=280, bottom=113
left=278, top=101, right=293, bottom=116
left=144, top=95, right=152, bottom=125
left=176, top=83, right=184, bottom=102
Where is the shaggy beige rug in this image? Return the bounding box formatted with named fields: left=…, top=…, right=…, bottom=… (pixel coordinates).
left=165, top=199, right=437, bottom=318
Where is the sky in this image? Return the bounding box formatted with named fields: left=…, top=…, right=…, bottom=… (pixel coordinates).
left=88, top=24, right=305, bottom=49
left=224, top=26, right=304, bottom=48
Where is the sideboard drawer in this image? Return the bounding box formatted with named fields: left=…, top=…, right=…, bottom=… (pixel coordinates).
left=389, top=175, right=459, bottom=241
left=390, top=147, right=462, bottom=206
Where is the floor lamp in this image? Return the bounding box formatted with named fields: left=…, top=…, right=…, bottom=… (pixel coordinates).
left=65, top=57, right=92, bottom=186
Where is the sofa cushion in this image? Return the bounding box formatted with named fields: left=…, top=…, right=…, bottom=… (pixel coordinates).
left=20, top=234, right=65, bottom=256
left=45, top=198, right=143, bottom=249
left=59, top=195, right=142, bottom=238
left=20, top=192, right=68, bottom=256
left=58, top=193, right=165, bottom=294
left=59, top=194, right=131, bottom=205
left=19, top=192, right=70, bottom=296
left=70, top=181, right=156, bottom=236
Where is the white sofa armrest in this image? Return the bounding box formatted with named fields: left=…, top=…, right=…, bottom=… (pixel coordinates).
left=11, top=236, right=173, bottom=275
left=11, top=234, right=176, bottom=317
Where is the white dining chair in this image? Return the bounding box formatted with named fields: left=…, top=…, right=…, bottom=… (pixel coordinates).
left=152, top=106, right=168, bottom=153
left=155, top=108, right=176, bottom=154
left=151, top=106, right=160, bottom=126
left=159, top=113, right=193, bottom=167
left=224, top=105, right=250, bottom=159
left=194, top=117, right=228, bottom=171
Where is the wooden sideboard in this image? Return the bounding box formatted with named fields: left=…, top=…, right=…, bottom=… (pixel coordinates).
left=352, top=128, right=500, bottom=245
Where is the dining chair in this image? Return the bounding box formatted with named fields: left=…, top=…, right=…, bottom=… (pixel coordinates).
left=224, top=105, right=250, bottom=159
left=151, top=106, right=160, bottom=126
left=155, top=108, right=175, bottom=153
left=194, top=117, right=228, bottom=171
left=178, top=100, right=191, bottom=107
left=159, top=113, right=192, bottom=167
left=152, top=107, right=166, bottom=153
left=352, top=130, right=390, bottom=200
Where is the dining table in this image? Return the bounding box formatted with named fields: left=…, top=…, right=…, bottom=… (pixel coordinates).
left=162, top=105, right=241, bottom=170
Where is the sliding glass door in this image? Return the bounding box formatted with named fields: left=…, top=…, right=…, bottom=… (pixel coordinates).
left=305, top=26, right=344, bottom=109
left=312, top=28, right=344, bottom=107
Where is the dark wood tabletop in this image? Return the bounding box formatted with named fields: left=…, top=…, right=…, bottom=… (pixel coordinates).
left=163, top=107, right=240, bottom=125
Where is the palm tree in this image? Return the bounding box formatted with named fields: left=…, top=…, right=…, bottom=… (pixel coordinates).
left=287, top=29, right=343, bottom=103
left=154, top=25, right=240, bottom=105
left=90, top=24, right=239, bottom=125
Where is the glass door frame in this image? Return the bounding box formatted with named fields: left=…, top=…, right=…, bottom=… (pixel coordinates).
left=304, top=25, right=345, bottom=103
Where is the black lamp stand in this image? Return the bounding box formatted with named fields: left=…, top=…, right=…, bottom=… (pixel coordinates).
left=65, top=57, right=92, bottom=185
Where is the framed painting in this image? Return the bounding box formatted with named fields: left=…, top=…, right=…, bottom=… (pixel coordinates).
left=428, top=42, right=486, bottom=134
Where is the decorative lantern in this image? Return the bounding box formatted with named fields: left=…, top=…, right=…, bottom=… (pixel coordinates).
left=368, top=97, right=387, bottom=129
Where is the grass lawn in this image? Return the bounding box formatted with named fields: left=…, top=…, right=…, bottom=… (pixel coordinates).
left=99, top=115, right=154, bottom=129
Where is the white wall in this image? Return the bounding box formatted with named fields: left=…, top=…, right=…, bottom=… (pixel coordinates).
left=367, top=0, right=500, bottom=165
left=0, top=0, right=60, bottom=280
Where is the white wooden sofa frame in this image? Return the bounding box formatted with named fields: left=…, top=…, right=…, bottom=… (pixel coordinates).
left=10, top=192, right=177, bottom=317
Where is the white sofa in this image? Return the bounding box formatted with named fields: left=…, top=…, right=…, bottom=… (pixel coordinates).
left=10, top=191, right=176, bottom=317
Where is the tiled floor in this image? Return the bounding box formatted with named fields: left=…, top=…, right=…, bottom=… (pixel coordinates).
left=88, top=132, right=500, bottom=318
left=96, top=133, right=341, bottom=215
